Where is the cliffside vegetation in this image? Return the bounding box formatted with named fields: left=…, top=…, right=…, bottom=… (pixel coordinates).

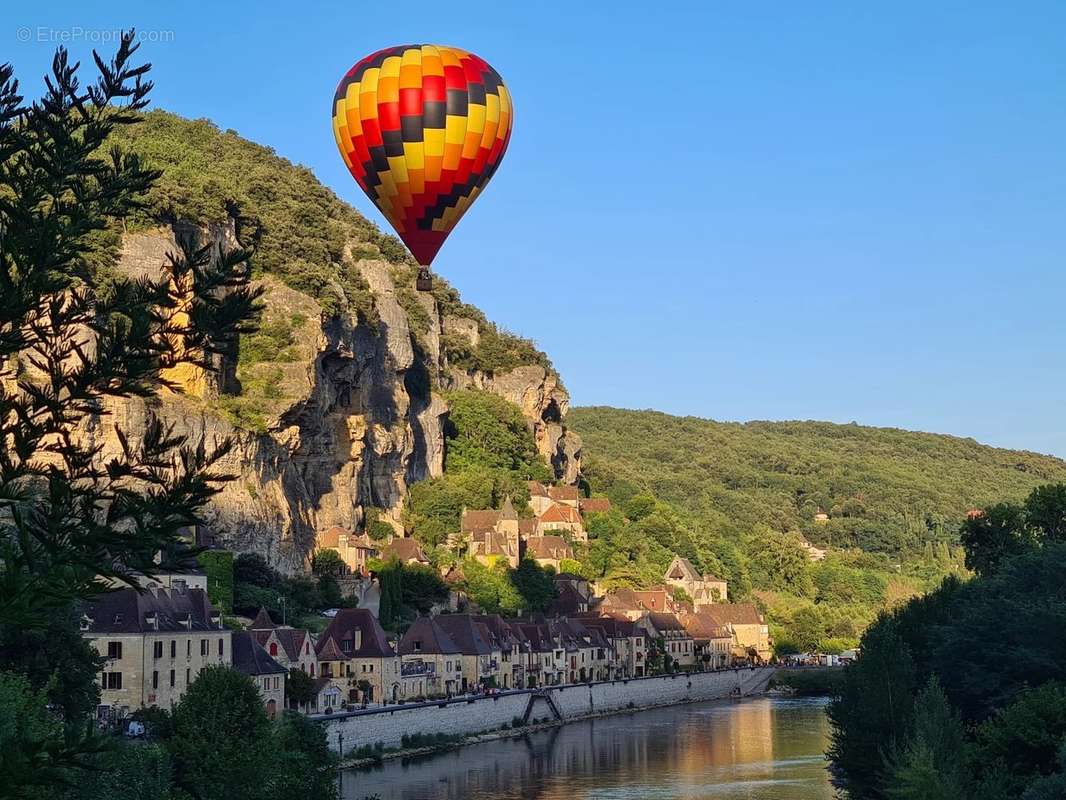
left=107, top=110, right=553, bottom=382
left=567, top=407, right=1066, bottom=653
left=829, top=484, right=1066, bottom=799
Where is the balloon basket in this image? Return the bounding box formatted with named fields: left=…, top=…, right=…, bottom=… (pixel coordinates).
left=416, top=268, right=433, bottom=292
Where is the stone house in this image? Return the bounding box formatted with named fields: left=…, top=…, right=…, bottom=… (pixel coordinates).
left=434, top=614, right=502, bottom=692
left=232, top=630, right=287, bottom=718
left=316, top=526, right=378, bottom=574
left=664, top=556, right=728, bottom=603
left=678, top=611, right=733, bottom=669
left=574, top=614, right=647, bottom=678
left=525, top=535, right=573, bottom=571
left=698, top=603, right=773, bottom=663
left=81, top=587, right=229, bottom=718
left=315, top=608, right=400, bottom=704
left=379, top=536, right=431, bottom=566
left=517, top=622, right=565, bottom=687
left=474, top=614, right=528, bottom=689
left=397, top=616, right=463, bottom=697
left=537, top=502, right=586, bottom=541
left=459, top=498, right=529, bottom=569
left=527, top=482, right=581, bottom=516
left=640, top=612, right=697, bottom=671
left=248, top=608, right=318, bottom=678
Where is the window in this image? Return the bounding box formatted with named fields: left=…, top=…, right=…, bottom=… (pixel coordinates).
left=274, top=676, right=280, bottom=690
left=107, top=641, right=122, bottom=660
left=152, top=671, right=159, bottom=690
left=369, top=663, right=374, bottom=673
left=169, top=669, right=175, bottom=687
left=186, top=668, right=190, bottom=685
left=412, top=640, right=422, bottom=652
left=269, top=643, right=278, bottom=657
left=171, top=640, right=176, bottom=658
left=200, top=639, right=207, bottom=656
left=309, top=663, right=315, bottom=676
left=218, top=639, right=224, bottom=657
left=186, top=640, right=191, bottom=658
left=102, top=672, right=122, bottom=690
left=153, top=641, right=163, bottom=659
left=341, top=638, right=353, bottom=654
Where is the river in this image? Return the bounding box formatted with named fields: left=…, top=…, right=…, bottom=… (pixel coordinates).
left=342, top=696, right=834, bottom=800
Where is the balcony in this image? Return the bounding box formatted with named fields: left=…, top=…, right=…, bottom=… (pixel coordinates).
left=401, top=662, right=436, bottom=677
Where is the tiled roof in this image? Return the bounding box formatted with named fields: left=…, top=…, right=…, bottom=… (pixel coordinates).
left=646, top=612, right=687, bottom=635
left=633, top=589, right=673, bottom=613
left=317, top=526, right=347, bottom=548
left=81, top=588, right=220, bottom=634
left=232, top=630, right=287, bottom=676
left=548, top=485, right=579, bottom=503
left=461, top=509, right=502, bottom=534
left=250, top=607, right=277, bottom=630
left=678, top=612, right=732, bottom=641
left=527, top=481, right=549, bottom=498
left=316, top=608, right=395, bottom=659
left=526, top=535, right=573, bottom=560
left=435, top=614, right=496, bottom=655
left=698, top=603, right=765, bottom=626
left=538, top=503, right=582, bottom=525
left=579, top=497, right=612, bottom=514
left=381, top=536, right=428, bottom=563
left=399, top=616, right=461, bottom=655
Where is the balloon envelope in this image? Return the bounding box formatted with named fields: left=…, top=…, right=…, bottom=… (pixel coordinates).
left=332, top=44, right=513, bottom=266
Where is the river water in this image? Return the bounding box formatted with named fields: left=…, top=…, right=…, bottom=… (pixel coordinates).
left=342, top=696, right=834, bottom=800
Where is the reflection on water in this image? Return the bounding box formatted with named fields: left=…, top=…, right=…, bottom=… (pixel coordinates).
left=343, top=696, right=833, bottom=800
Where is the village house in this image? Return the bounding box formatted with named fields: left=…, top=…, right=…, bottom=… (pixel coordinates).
left=248, top=608, right=318, bottom=677
left=797, top=536, right=827, bottom=561
left=525, top=534, right=573, bottom=570
left=699, top=603, right=773, bottom=663
left=474, top=614, right=528, bottom=689
left=316, top=526, right=378, bottom=574
left=232, top=630, right=287, bottom=718
left=536, top=501, right=586, bottom=541
left=315, top=608, right=400, bottom=704
left=640, top=612, right=697, bottom=671
left=527, top=481, right=581, bottom=515
left=574, top=614, right=647, bottom=678
left=397, top=616, right=463, bottom=698
left=517, top=622, right=566, bottom=687
left=379, top=535, right=431, bottom=566
left=434, top=614, right=502, bottom=692
left=81, top=587, right=229, bottom=719
left=663, top=555, right=729, bottom=603
left=459, top=497, right=529, bottom=569
left=678, top=611, right=733, bottom=669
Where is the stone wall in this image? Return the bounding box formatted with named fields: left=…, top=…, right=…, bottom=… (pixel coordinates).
left=319, top=667, right=774, bottom=754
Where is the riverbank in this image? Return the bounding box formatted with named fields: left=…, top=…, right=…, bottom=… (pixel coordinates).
left=769, top=667, right=844, bottom=696
left=325, top=666, right=775, bottom=766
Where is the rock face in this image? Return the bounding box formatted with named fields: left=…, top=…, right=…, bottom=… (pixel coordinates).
left=98, top=224, right=580, bottom=572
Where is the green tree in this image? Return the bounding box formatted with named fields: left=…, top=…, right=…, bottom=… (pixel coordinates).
left=311, top=549, right=345, bottom=576
left=747, top=529, right=813, bottom=596
left=959, top=503, right=1031, bottom=576
left=461, top=559, right=524, bottom=615
left=270, top=711, right=337, bottom=799
left=0, top=672, right=70, bottom=799
left=169, top=666, right=271, bottom=800
left=886, top=678, right=971, bottom=800
left=511, top=558, right=558, bottom=612
left=443, top=390, right=551, bottom=478
left=974, top=683, right=1066, bottom=795
left=1024, top=483, right=1066, bottom=540
left=285, top=668, right=316, bottom=709
left=0, top=35, right=260, bottom=797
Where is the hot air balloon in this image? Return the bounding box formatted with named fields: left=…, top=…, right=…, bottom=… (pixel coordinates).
left=332, top=44, right=513, bottom=291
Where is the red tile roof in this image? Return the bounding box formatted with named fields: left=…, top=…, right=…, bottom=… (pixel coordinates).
left=579, top=497, right=612, bottom=514
left=538, top=503, right=582, bottom=525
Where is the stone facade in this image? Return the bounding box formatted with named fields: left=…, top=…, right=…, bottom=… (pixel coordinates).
left=320, top=667, right=775, bottom=753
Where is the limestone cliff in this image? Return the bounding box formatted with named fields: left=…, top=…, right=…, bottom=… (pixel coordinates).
left=98, top=222, right=581, bottom=573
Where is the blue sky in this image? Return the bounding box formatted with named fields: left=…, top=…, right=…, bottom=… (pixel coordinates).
left=9, top=2, right=1066, bottom=455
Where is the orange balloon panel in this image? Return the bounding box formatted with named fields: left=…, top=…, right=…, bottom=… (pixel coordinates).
left=332, top=44, right=513, bottom=266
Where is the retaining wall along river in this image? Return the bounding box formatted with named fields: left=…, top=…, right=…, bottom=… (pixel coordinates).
left=318, top=666, right=775, bottom=754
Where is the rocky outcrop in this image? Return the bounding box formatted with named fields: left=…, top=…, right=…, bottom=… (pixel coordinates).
left=94, top=224, right=580, bottom=572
